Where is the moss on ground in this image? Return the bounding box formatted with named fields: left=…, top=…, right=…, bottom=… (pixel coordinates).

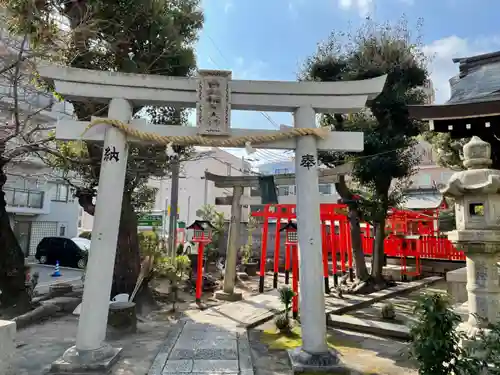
left=259, top=326, right=391, bottom=374
left=260, top=325, right=362, bottom=352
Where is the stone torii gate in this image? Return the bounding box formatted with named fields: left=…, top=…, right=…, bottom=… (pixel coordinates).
left=39, top=64, right=386, bottom=373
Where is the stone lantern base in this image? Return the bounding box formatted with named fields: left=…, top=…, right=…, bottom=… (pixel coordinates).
left=287, top=347, right=350, bottom=374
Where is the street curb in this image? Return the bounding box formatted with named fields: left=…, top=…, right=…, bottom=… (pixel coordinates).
left=36, top=277, right=83, bottom=289
left=28, top=263, right=84, bottom=272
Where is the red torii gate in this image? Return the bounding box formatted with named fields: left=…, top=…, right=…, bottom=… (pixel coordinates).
left=251, top=202, right=464, bottom=296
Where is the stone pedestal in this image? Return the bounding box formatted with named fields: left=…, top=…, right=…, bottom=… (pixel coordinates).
left=0, top=320, right=16, bottom=375
left=214, top=290, right=242, bottom=302
left=106, top=302, right=137, bottom=338
left=50, top=345, right=122, bottom=374
left=287, top=347, right=349, bottom=374
left=447, top=264, right=500, bottom=304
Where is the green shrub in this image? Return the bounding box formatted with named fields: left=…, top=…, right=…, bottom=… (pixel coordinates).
left=138, top=230, right=160, bottom=257
left=79, top=231, right=91, bottom=240
left=381, top=302, right=396, bottom=320
left=176, top=243, right=184, bottom=255
left=275, top=286, right=295, bottom=332
left=409, top=293, right=484, bottom=375
left=275, top=313, right=291, bottom=333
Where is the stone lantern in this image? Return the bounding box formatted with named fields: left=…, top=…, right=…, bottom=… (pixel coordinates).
left=441, top=136, right=500, bottom=336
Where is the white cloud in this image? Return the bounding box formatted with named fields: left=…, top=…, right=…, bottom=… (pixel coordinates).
left=423, top=35, right=500, bottom=103
left=223, top=0, right=233, bottom=13
left=337, top=0, right=413, bottom=17
left=288, top=0, right=305, bottom=18
left=338, top=0, right=374, bottom=17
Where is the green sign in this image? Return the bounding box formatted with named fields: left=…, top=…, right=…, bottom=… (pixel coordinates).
left=178, top=221, right=186, bottom=229
left=138, top=214, right=163, bottom=227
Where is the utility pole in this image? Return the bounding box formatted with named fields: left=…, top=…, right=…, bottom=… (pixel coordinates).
left=203, top=168, right=208, bottom=205
left=167, top=158, right=180, bottom=258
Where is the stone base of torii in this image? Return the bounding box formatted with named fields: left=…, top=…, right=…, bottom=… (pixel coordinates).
left=37, top=64, right=386, bottom=374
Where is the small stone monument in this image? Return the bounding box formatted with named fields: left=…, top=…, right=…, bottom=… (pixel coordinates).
left=441, top=136, right=500, bottom=337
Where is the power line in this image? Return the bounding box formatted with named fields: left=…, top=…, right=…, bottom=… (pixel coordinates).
left=204, top=34, right=281, bottom=131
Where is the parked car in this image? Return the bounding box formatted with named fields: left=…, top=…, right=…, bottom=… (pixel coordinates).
left=35, top=237, right=89, bottom=269
left=71, top=237, right=91, bottom=252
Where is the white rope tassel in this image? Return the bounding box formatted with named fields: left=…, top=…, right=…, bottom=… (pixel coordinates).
left=165, top=142, right=176, bottom=157
left=245, top=141, right=256, bottom=155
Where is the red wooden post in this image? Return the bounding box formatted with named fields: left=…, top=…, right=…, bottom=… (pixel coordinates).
left=321, top=221, right=330, bottom=293
left=195, top=241, right=205, bottom=303
left=330, top=219, right=338, bottom=287
left=285, top=244, right=291, bottom=285
left=292, top=244, right=299, bottom=319
left=259, top=206, right=270, bottom=293
left=273, top=220, right=281, bottom=289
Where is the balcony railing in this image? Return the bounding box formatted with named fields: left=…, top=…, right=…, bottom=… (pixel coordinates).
left=4, top=187, right=44, bottom=209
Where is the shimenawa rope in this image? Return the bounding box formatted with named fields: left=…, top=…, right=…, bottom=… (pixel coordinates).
left=82, top=118, right=330, bottom=149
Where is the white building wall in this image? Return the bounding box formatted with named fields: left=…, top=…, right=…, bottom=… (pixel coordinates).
left=150, top=148, right=251, bottom=227
left=258, top=159, right=340, bottom=200
left=5, top=162, right=79, bottom=256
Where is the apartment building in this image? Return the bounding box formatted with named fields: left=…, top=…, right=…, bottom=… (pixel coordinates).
left=0, top=24, right=79, bottom=257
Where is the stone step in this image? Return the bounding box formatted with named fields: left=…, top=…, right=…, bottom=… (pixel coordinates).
left=326, top=314, right=410, bottom=340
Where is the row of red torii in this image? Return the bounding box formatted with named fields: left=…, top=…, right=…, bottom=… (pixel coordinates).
left=188, top=202, right=465, bottom=317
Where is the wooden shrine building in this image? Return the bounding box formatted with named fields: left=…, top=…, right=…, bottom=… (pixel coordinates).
left=409, top=51, right=500, bottom=168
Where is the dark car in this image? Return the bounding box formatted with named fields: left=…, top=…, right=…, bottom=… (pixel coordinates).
left=35, top=237, right=88, bottom=269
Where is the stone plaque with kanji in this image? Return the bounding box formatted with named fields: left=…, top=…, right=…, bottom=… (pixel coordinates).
left=196, top=70, right=231, bottom=136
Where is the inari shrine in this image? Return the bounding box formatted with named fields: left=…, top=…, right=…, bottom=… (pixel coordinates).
left=251, top=200, right=464, bottom=294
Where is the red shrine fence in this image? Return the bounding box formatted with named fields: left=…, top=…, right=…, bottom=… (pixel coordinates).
left=251, top=203, right=464, bottom=287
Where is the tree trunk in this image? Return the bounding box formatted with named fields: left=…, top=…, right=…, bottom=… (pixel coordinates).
left=347, top=208, right=370, bottom=281
left=111, top=192, right=141, bottom=297
left=335, top=176, right=370, bottom=281
left=0, top=165, right=30, bottom=310
left=371, top=218, right=386, bottom=283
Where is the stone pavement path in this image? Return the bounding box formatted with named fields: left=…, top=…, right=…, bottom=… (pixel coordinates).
left=148, top=321, right=253, bottom=375
left=147, top=291, right=284, bottom=375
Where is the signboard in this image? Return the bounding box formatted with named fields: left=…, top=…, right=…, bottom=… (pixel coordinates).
left=138, top=214, right=163, bottom=227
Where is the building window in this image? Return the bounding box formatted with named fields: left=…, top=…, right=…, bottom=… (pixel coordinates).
left=5, top=188, right=44, bottom=209
left=52, top=183, right=69, bottom=202
left=59, top=225, right=66, bottom=236
left=28, top=191, right=43, bottom=208
left=319, top=184, right=332, bottom=195
left=274, top=168, right=289, bottom=175
left=277, top=186, right=290, bottom=196
left=13, top=190, right=28, bottom=206
left=440, top=171, right=454, bottom=183
left=69, top=187, right=76, bottom=202
left=415, top=174, right=431, bottom=187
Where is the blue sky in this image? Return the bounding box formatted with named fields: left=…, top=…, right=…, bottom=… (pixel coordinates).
left=193, top=0, right=499, bottom=160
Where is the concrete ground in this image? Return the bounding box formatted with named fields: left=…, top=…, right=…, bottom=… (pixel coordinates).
left=28, top=264, right=83, bottom=295
left=9, top=272, right=443, bottom=375
left=12, top=315, right=172, bottom=375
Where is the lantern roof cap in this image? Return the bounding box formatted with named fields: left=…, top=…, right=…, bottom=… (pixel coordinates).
left=187, top=220, right=215, bottom=230
left=441, top=136, right=500, bottom=197
left=279, top=220, right=297, bottom=232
